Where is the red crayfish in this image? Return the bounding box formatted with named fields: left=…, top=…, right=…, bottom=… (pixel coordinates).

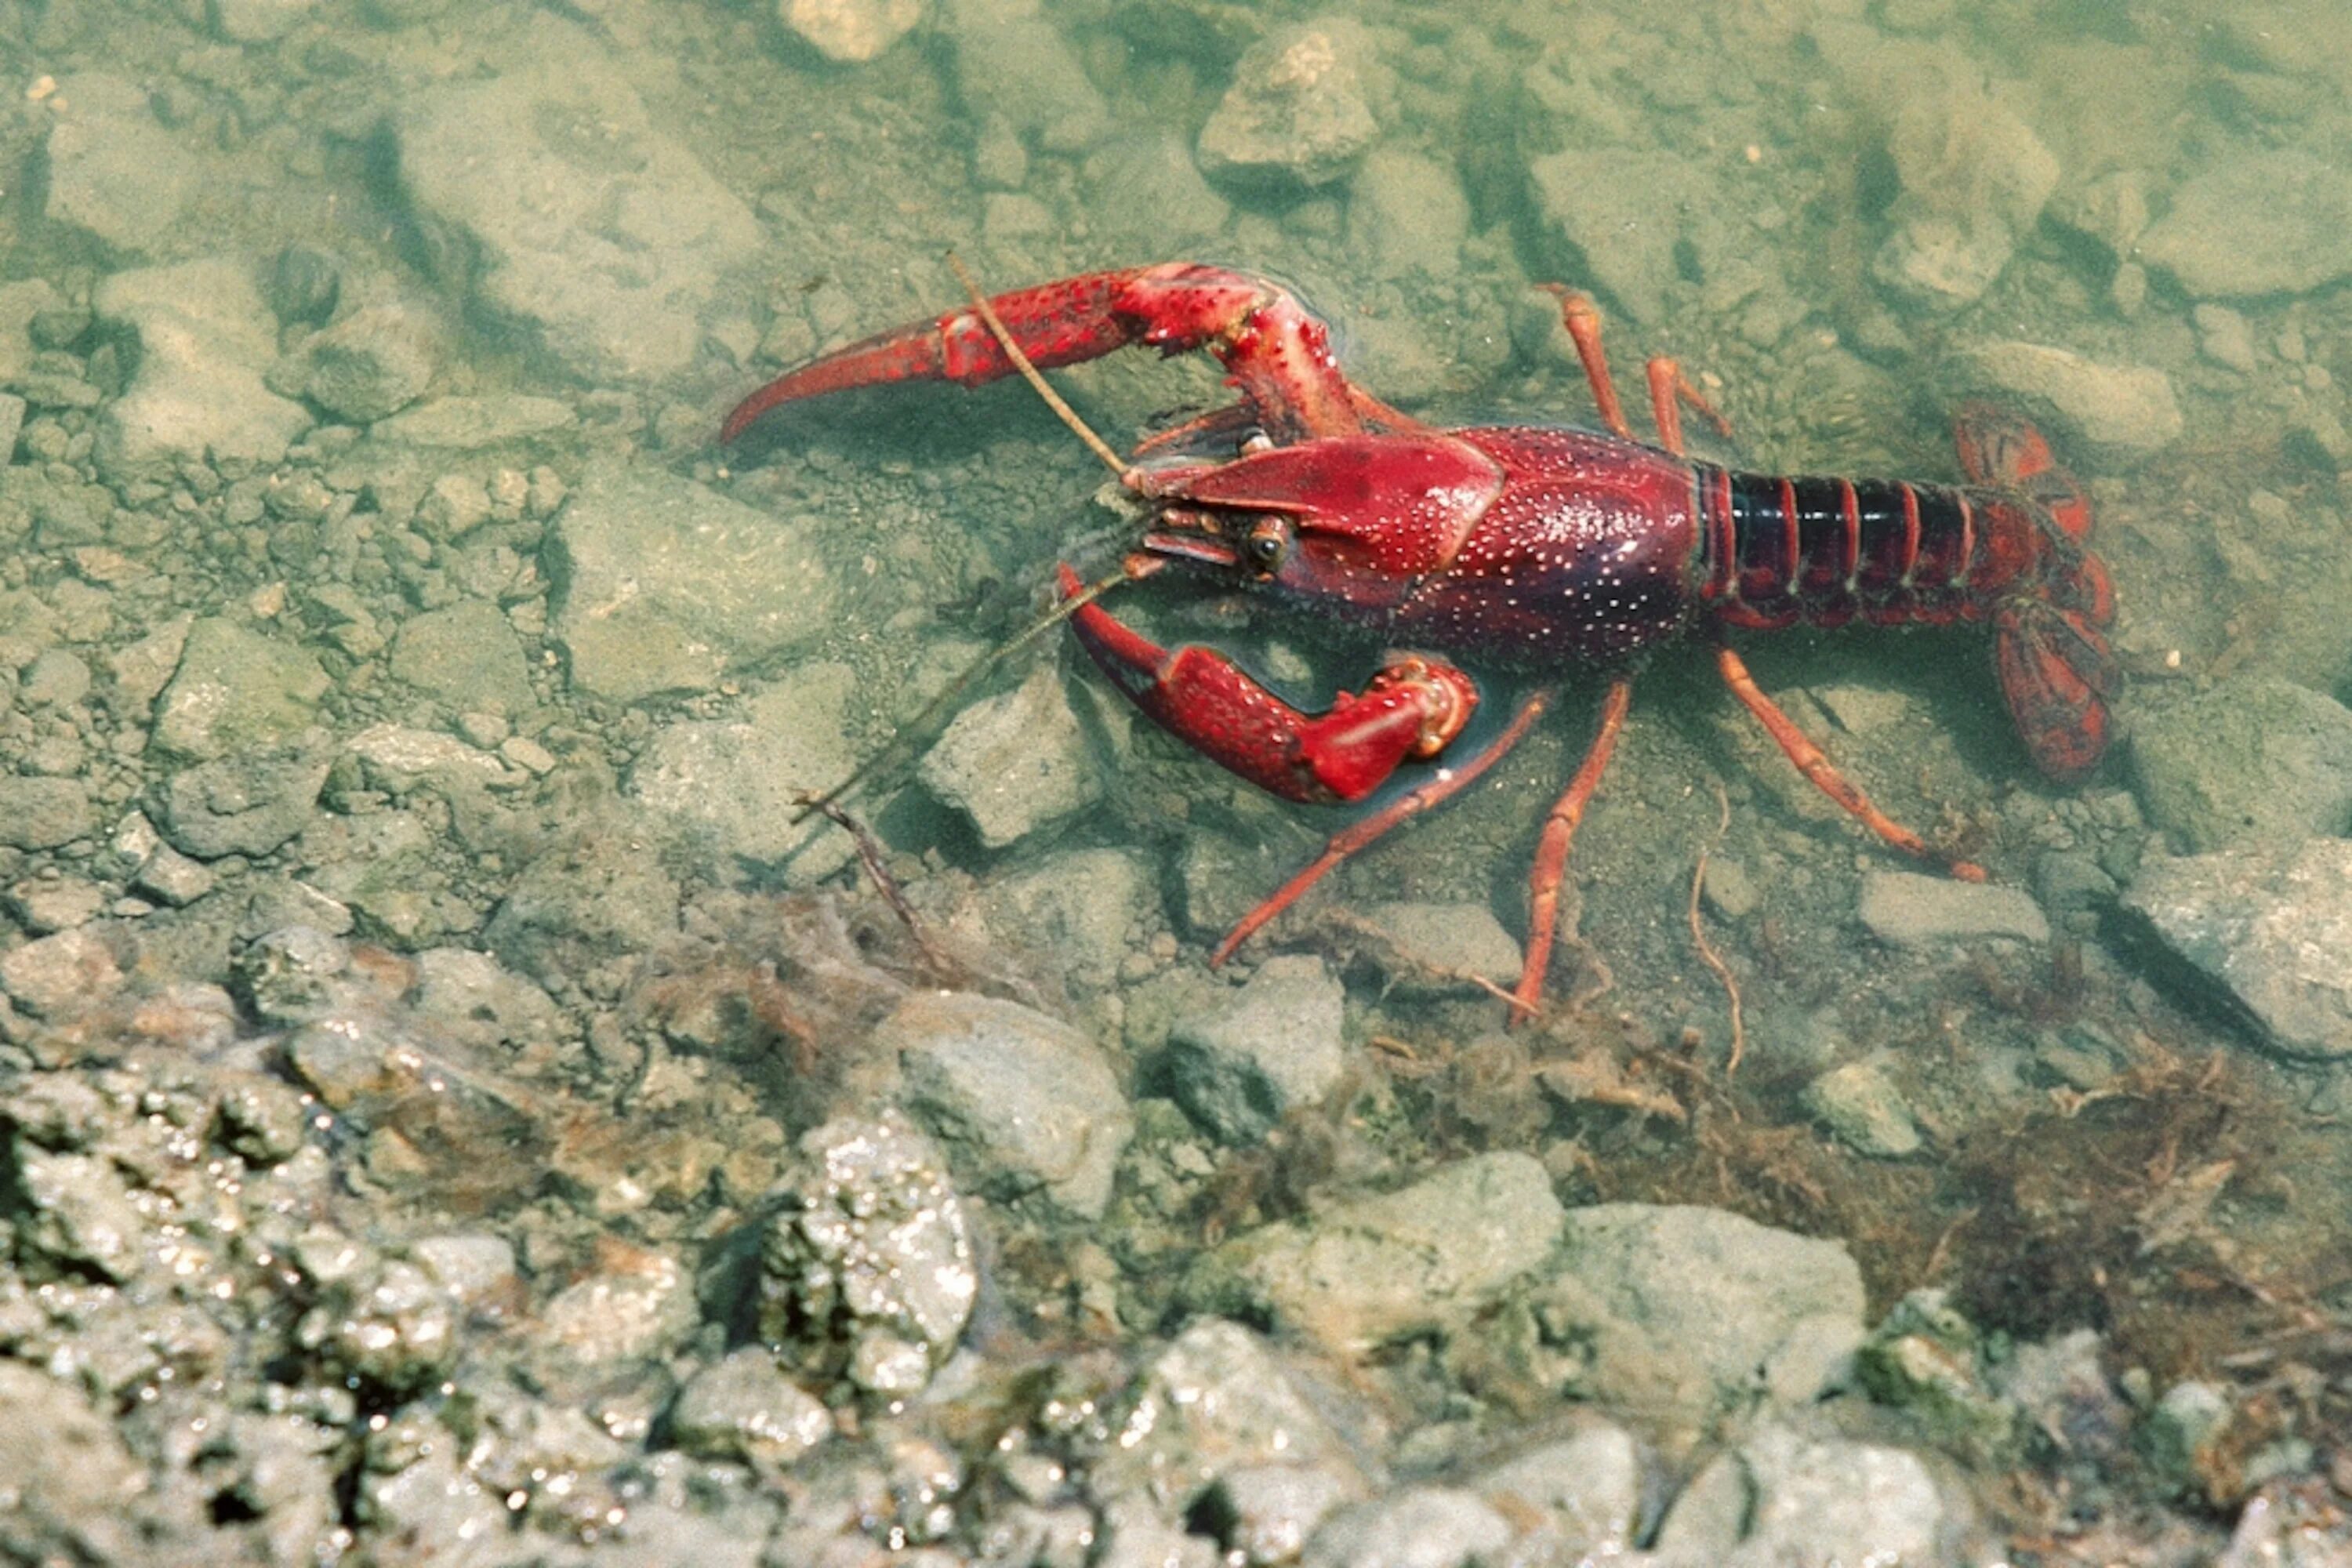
left=722, top=263, right=2116, bottom=1019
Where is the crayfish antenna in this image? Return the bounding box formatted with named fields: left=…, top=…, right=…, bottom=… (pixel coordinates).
left=787, top=568, right=1129, bottom=826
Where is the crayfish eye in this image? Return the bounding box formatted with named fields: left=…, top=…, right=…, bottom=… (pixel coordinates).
left=1244, top=523, right=1289, bottom=575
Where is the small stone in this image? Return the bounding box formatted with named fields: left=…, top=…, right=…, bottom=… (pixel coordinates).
left=0, top=925, right=125, bottom=1017
left=919, top=662, right=1105, bottom=849
left=266, top=245, right=342, bottom=326
left=1700, top=858, right=1759, bottom=920
left=669, top=1348, right=833, bottom=1471
left=43, top=74, right=198, bottom=253
left=1163, top=953, right=1345, bottom=1145
left=1472, top=1424, right=1642, bottom=1558
left=2129, top=678, right=2352, bottom=853
left=0, top=776, right=96, bottom=850
left=133, top=844, right=216, bottom=907
left=1802, top=1059, right=1924, bottom=1157
left=2139, top=150, right=2352, bottom=298
left=779, top=0, right=924, bottom=62
left=1196, top=18, right=1380, bottom=191
left=2194, top=303, right=2259, bottom=373
left=1858, top=871, right=2049, bottom=948
left=414, top=473, right=492, bottom=539
left=296, top=301, right=438, bottom=423
left=1948, top=340, right=2182, bottom=464
left=2140, top=1381, right=2234, bottom=1500
left=5, top=876, right=107, bottom=933
left=1305, top=1488, right=1513, bottom=1566
left=1356, top=901, right=1523, bottom=993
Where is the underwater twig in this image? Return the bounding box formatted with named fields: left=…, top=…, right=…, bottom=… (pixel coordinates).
left=1689, top=780, right=1746, bottom=1073
left=799, top=794, right=946, bottom=971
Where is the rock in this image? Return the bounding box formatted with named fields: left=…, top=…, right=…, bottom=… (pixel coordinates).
left=1086, top=1319, right=1371, bottom=1521
left=668, top=1348, right=834, bottom=1471
left=1947, top=341, right=2182, bottom=464
left=485, top=823, right=681, bottom=985
left=879, top=992, right=1135, bottom=1220
left=0, top=1361, right=145, bottom=1565
left=2194, top=303, right=2259, bottom=373
left=1857, top=1290, right=2020, bottom=1465
left=372, top=394, right=576, bottom=449
left=408, top=948, right=562, bottom=1054
left=1199, top=1152, right=1564, bottom=1355
left=287, top=301, right=438, bottom=423
left=1163, top=953, right=1345, bottom=1145
left=42, top=74, right=198, bottom=254
left=388, top=599, right=535, bottom=716
left=1201, top=1465, right=1359, bottom=1565
left=343, top=724, right=506, bottom=792
left=92, top=260, right=313, bottom=482
left=390, top=15, right=762, bottom=383
left=0, top=278, right=66, bottom=383
left=757, top=1112, right=978, bottom=1398
left=2141, top=1381, right=2234, bottom=1501
left=6, top=875, right=106, bottom=932
left=978, top=846, right=1150, bottom=983
left=2129, top=679, right=2352, bottom=852
left=264, top=244, right=342, bottom=327
left=546, top=458, right=837, bottom=702
left=235, top=925, right=354, bottom=1024
left=0, top=775, right=96, bottom=850
left=537, top=1243, right=696, bottom=1368
left=1471, top=1423, right=1642, bottom=1560
left=1802, top=1058, right=1924, bottom=1157
left=0, top=393, right=24, bottom=463
left=919, top=662, right=1104, bottom=849
left=158, top=746, right=332, bottom=858
left=940, top=0, right=1109, bottom=154
left=133, top=842, right=216, bottom=906
left=0, top=926, right=125, bottom=1018
left=1520, top=1204, right=1865, bottom=1448
left=1867, top=78, right=2057, bottom=310
left=779, top=0, right=924, bottom=61
left=1197, top=18, right=1380, bottom=191
left=1858, top=871, right=2049, bottom=948
left=1356, top=901, right=1521, bottom=993
left=1649, top=1424, right=1953, bottom=1566
left=151, top=617, right=329, bottom=764
left=626, top=662, right=860, bottom=887
left=2139, top=149, right=2352, bottom=299
left=2121, top=838, right=2352, bottom=1060
left=1081, top=134, right=1230, bottom=249
left=1302, top=1487, right=1513, bottom=1568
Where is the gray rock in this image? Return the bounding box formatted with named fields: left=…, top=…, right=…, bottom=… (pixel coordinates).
left=1197, top=18, right=1381, bottom=191
left=6, top=874, right=105, bottom=933
left=2194, top=303, right=2259, bottom=373
left=158, top=746, right=332, bottom=858
left=759, top=1112, right=977, bottom=1398
left=408, top=947, right=562, bottom=1054
left=1349, top=147, right=1470, bottom=279
left=289, top=301, right=438, bottom=423
left=536, top=1244, right=697, bottom=1367
left=390, top=15, right=762, bottom=383
left=1526, top=149, right=1688, bottom=325
left=0, top=1361, right=145, bottom=1565
left=372, top=394, right=576, bottom=449
left=1082, top=135, right=1230, bottom=249
left=9, top=1145, right=144, bottom=1279
left=0, top=775, right=96, bottom=850
left=133, top=842, right=216, bottom=906
left=546, top=457, right=837, bottom=702
left=626, top=662, right=859, bottom=886
left=1524, top=1204, right=1865, bottom=1448
left=212, top=0, right=318, bottom=40
left=92, top=260, right=313, bottom=482
left=343, top=724, right=508, bottom=797
left=1650, top=1424, right=1954, bottom=1567
left=0, top=278, right=65, bottom=383
left=1947, top=341, right=2182, bottom=464
left=1163, top=953, right=1345, bottom=1145
left=919, top=662, right=1104, bottom=849
left=1858, top=871, right=2049, bottom=948
left=2140, top=1380, right=2234, bottom=1499
left=2130, top=678, right=2352, bottom=852
left=388, top=598, right=535, bottom=715
left=151, top=617, right=330, bottom=763
left=1802, top=1059, right=1924, bottom=1157
left=1302, top=1486, right=1513, bottom=1568
left=235, top=924, right=354, bottom=1023
left=1205, top=1464, right=1360, bottom=1566
left=42, top=74, right=198, bottom=254
left=2139, top=149, right=2352, bottom=298
left=1201, top=1152, right=1564, bottom=1355
left=1356, top=901, right=1521, bottom=994
left=484, top=823, right=681, bottom=985
left=1471, top=1422, right=1642, bottom=1560
left=941, top=0, right=1110, bottom=154
left=0, top=393, right=24, bottom=464
left=779, top=0, right=922, bottom=61
left=669, top=1348, right=834, bottom=1471
left=1087, top=1319, right=1372, bottom=1521
left=2122, top=838, right=2352, bottom=1060
left=880, top=991, right=1134, bottom=1220
left=978, top=845, right=1151, bottom=983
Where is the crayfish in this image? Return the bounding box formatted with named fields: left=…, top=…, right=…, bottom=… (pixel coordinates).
left=723, top=263, right=2115, bottom=1021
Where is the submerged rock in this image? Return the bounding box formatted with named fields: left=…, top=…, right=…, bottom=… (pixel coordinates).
left=2139, top=148, right=2352, bottom=298
left=42, top=74, right=198, bottom=255
left=1947, top=341, right=2182, bottom=464
left=1197, top=18, right=1381, bottom=190
left=919, top=662, right=1105, bottom=849
left=2122, top=837, right=2352, bottom=1060
left=93, top=260, right=312, bottom=482
left=1858, top=871, right=2049, bottom=949
left=780, top=0, right=924, bottom=61
left=1649, top=1423, right=1956, bottom=1566
left=2129, top=678, right=2352, bottom=853
left=1162, top=953, right=1345, bottom=1145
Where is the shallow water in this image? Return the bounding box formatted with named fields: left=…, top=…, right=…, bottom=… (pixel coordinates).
left=2, top=0, right=2350, bottom=1561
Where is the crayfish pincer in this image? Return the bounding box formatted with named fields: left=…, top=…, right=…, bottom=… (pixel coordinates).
left=723, top=263, right=2115, bottom=1022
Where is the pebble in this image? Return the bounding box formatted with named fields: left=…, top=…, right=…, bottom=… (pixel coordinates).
left=6, top=875, right=107, bottom=933
left=1948, top=340, right=2183, bottom=463
left=918, top=662, right=1105, bottom=850
left=1197, top=19, right=1381, bottom=190
left=2194, top=303, right=2259, bottom=373
left=1163, top=953, right=1346, bottom=1145
left=1303, top=1486, right=1513, bottom=1567
left=778, top=0, right=924, bottom=62
left=289, top=301, right=438, bottom=423
left=1472, top=1423, right=1642, bottom=1558
left=2122, top=838, right=2352, bottom=1059
left=1356, top=901, right=1522, bottom=993
left=667, top=1348, right=834, bottom=1472
left=1200, top=1151, right=1564, bottom=1356
left=1649, top=1423, right=1953, bottom=1563
left=1802, top=1059, right=1924, bottom=1158
left=1857, top=871, right=2049, bottom=948
left=91, top=259, right=313, bottom=483
left=2129, top=678, right=2352, bottom=853
left=42, top=74, right=198, bottom=253
left=2139, top=149, right=2352, bottom=298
